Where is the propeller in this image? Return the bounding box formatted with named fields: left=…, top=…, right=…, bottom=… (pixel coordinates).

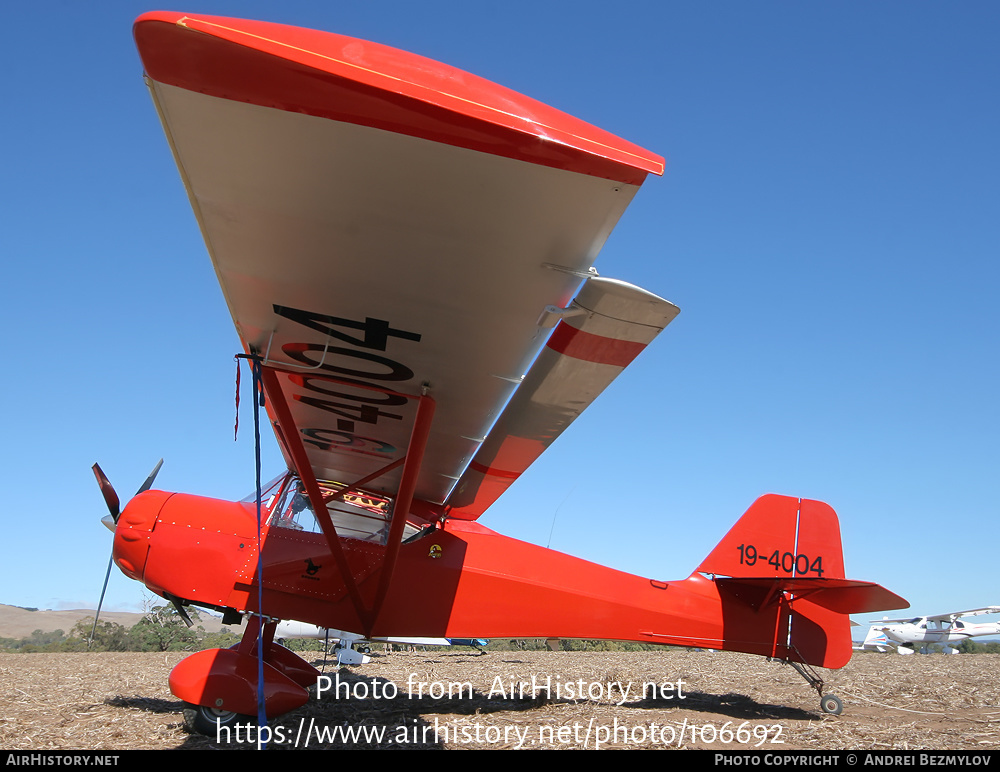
left=89, top=460, right=163, bottom=648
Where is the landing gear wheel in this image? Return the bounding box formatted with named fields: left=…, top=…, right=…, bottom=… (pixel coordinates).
left=183, top=702, right=252, bottom=736
left=820, top=694, right=843, bottom=715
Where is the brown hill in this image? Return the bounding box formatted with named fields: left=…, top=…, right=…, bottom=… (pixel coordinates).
left=0, top=603, right=226, bottom=639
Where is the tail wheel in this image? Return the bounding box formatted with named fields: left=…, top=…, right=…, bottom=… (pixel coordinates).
left=183, top=703, right=252, bottom=736
left=820, top=694, right=843, bottom=715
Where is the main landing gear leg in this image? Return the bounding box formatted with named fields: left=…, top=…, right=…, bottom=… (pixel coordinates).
left=170, top=615, right=322, bottom=734
left=785, top=659, right=843, bottom=715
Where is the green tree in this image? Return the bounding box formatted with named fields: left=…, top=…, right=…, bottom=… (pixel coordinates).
left=129, top=605, right=203, bottom=651
left=958, top=638, right=977, bottom=654
left=71, top=620, right=131, bottom=651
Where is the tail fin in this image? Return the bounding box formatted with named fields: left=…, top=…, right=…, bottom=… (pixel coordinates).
left=861, top=625, right=893, bottom=652
left=698, top=494, right=845, bottom=580
left=694, top=495, right=905, bottom=668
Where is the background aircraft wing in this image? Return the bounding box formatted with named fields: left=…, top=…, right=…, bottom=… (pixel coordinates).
left=926, top=607, right=1000, bottom=622
left=135, top=13, right=668, bottom=512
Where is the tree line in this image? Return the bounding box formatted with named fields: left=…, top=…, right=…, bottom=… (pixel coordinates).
left=0, top=606, right=240, bottom=653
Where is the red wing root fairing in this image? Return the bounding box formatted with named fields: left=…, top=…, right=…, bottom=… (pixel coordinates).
left=98, top=12, right=907, bottom=731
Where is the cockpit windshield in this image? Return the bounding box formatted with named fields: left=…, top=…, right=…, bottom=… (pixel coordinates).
left=240, top=474, right=289, bottom=515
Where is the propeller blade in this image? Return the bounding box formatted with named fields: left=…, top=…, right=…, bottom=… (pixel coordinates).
left=91, top=463, right=120, bottom=523
left=89, top=555, right=115, bottom=650
left=135, top=458, right=164, bottom=496
left=89, top=459, right=163, bottom=649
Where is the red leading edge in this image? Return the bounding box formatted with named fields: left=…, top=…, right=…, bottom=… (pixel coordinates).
left=133, top=12, right=663, bottom=185
left=94, top=12, right=907, bottom=730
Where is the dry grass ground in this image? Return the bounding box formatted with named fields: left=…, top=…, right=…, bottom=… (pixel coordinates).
left=1, top=649, right=998, bottom=750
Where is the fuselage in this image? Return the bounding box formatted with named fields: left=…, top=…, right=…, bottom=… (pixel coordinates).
left=878, top=618, right=1000, bottom=645
left=110, top=478, right=862, bottom=669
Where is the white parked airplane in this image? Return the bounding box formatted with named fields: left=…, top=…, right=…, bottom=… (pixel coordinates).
left=860, top=607, right=1000, bottom=654
left=274, top=621, right=487, bottom=664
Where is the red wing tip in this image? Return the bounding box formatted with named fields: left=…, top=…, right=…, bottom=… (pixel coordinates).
left=133, top=12, right=664, bottom=182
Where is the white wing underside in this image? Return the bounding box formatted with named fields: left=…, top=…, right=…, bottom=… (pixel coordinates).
left=140, top=14, right=672, bottom=517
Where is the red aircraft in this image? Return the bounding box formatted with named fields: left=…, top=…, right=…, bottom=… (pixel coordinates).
left=95, top=12, right=905, bottom=733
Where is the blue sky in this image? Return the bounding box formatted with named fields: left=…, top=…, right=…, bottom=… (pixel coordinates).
left=1, top=2, right=997, bottom=628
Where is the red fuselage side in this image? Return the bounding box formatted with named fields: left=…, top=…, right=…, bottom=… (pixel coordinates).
left=114, top=487, right=855, bottom=668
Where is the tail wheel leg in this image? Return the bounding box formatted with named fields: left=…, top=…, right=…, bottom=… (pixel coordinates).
left=785, top=659, right=843, bottom=715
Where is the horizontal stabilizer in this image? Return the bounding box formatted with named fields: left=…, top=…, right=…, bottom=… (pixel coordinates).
left=446, top=277, right=678, bottom=519
left=716, top=577, right=908, bottom=615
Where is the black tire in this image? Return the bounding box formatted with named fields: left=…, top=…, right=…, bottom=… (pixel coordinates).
left=820, top=694, right=843, bottom=715
left=183, top=702, right=252, bottom=736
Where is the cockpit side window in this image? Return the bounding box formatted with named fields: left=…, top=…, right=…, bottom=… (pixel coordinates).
left=269, top=478, right=321, bottom=533
left=263, top=475, right=422, bottom=544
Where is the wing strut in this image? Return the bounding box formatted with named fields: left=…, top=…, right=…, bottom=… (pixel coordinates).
left=366, top=391, right=435, bottom=631
left=260, top=365, right=370, bottom=625
left=259, top=364, right=435, bottom=636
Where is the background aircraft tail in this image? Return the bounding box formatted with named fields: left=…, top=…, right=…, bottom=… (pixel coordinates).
left=859, top=625, right=894, bottom=652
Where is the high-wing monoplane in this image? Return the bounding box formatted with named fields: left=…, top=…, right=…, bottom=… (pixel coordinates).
left=861, top=607, right=1000, bottom=654
left=93, top=12, right=906, bottom=733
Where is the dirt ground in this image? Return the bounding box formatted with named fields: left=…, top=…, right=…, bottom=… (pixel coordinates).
left=1, top=649, right=998, bottom=751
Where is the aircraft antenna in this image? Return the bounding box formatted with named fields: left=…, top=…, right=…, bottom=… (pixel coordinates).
left=546, top=485, right=576, bottom=549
